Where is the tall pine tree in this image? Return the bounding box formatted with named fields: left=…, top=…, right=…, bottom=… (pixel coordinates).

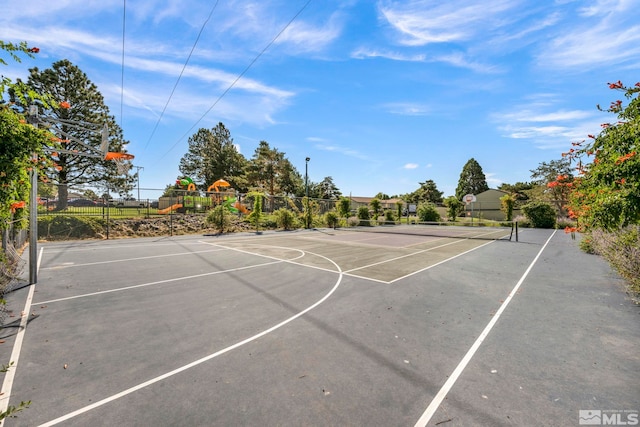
left=25, top=59, right=133, bottom=207
left=455, top=158, right=489, bottom=199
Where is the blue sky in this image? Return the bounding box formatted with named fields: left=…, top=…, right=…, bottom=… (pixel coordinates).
left=1, top=0, right=639, bottom=199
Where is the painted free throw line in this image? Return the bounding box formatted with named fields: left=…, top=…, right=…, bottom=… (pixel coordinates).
left=414, top=230, right=557, bottom=427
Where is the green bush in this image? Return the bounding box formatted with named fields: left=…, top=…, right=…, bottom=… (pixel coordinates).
left=274, top=208, right=297, bottom=230
left=357, top=206, right=371, bottom=226
left=325, top=211, right=339, bottom=228
left=443, top=196, right=464, bottom=221
left=522, top=201, right=556, bottom=228
left=38, top=216, right=105, bottom=240
left=205, top=205, right=230, bottom=233
left=417, top=203, right=440, bottom=222
left=384, top=209, right=395, bottom=224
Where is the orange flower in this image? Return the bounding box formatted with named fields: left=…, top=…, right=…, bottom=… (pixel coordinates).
left=615, top=151, right=637, bottom=165
left=608, top=80, right=623, bottom=89
left=59, top=101, right=71, bottom=109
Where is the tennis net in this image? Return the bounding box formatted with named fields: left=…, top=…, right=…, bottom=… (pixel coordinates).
left=336, top=220, right=518, bottom=241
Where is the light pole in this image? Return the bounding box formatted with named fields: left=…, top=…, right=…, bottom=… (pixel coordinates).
left=305, top=157, right=310, bottom=228
left=133, top=166, right=144, bottom=201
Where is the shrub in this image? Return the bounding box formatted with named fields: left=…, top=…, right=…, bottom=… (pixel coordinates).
left=325, top=211, right=339, bottom=228
left=513, top=214, right=531, bottom=228
left=38, top=216, right=105, bottom=240
left=274, top=208, right=297, bottom=230
left=443, top=196, right=464, bottom=221
left=205, top=205, right=230, bottom=233
left=384, top=209, right=395, bottom=224
left=417, top=203, right=440, bottom=222
left=347, top=216, right=359, bottom=227
left=500, top=193, right=517, bottom=221
left=357, top=206, right=371, bottom=226
left=587, top=226, right=640, bottom=296
left=336, top=197, right=351, bottom=218
left=522, top=201, right=556, bottom=228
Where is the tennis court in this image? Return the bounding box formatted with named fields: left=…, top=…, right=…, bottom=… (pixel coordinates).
left=1, top=227, right=638, bottom=426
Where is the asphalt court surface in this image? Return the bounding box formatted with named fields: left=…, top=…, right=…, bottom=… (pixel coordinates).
left=1, top=228, right=638, bottom=426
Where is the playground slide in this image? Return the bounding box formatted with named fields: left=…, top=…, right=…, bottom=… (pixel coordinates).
left=233, top=202, right=249, bottom=214
left=157, top=204, right=182, bottom=214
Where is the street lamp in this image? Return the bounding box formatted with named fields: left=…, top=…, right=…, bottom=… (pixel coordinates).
left=305, top=157, right=310, bottom=228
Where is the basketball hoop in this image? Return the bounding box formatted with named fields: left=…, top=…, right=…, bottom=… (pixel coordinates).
left=105, top=152, right=135, bottom=175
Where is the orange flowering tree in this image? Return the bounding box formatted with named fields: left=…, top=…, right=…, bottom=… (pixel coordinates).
left=560, top=81, right=640, bottom=231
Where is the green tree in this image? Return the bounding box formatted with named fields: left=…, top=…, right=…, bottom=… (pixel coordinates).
left=247, top=141, right=303, bottom=196
left=455, top=158, right=489, bottom=200
left=498, top=182, right=534, bottom=203
left=179, top=123, right=248, bottom=192
left=500, top=193, right=517, bottom=221
left=24, top=59, right=134, bottom=208
left=374, top=192, right=390, bottom=200
left=443, top=196, right=464, bottom=221
left=530, top=158, right=573, bottom=216
left=407, top=179, right=443, bottom=204
left=565, top=81, right=640, bottom=230
left=316, top=176, right=341, bottom=199
left=336, top=197, right=351, bottom=218
left=369, top=198, right=382, bottom=220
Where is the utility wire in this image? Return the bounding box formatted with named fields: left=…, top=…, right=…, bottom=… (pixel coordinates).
left=157, top=0, right=313, bottom=161
left=142, top=0, right=220, bottom=151
left=120, top=0, right=126, bottom=132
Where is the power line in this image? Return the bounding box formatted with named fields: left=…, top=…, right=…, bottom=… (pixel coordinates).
left=142, top=0, right=220, bottom=152
left=120, top=0, right=126, bottom=131
left=157, top=0, right=313, bottom=161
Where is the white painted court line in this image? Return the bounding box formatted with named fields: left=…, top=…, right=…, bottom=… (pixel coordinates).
left=0, top=247, right=43, bottom=427
left=39, top=248, right=227, bottom=270
left=413, top=230, right=557, bottom=427
left=37, top=249, right=344, bottom=427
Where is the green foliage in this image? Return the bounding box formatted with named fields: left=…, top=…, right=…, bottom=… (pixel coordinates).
left=384, top=209, right=395, bottom=224
left=336, top=197, right=351, bottom=218
left=417, top=203, right=440, bottom=222
left=565, top=81, right=639, bottom=231
left=455, top=158, right=489, bottom=199
left=521, top=201, right=556, bottom=229
left=0, top=107, right=52, bottom=228
left=23, top=59, right=134, bottom=204
left=406, top=179, right=443, bottom=204
left=302, top=196, right=313, bottom=228
left=316, top=176, right=341, bottom=199
left=205, top=205, right=230, bottom=233
left=500, top=193, right=517, bottom=221
left=443, top=196, right=464, bottom=221
left=38, top=216, right=105, bottom=239
left=369, top=198, right=382, bottom=218
left=247, top=192, right=263, bottom=231
left=0, top=399, right=31, bottom=421
left=179, top=123, right=248, bottom=192
left=357, top=206, right=370, bottom=226
left=325, top=211, right=339, bottom=228
left=274, top=208, right=297, bottom=230
left=395, top=200, right=403, bottom=220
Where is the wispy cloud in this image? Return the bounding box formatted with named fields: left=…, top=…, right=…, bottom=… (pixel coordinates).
left=493, top=104, right=602, bottom=149
left=351, top=47, right=426, bottom=62
left=383, top=102, right=430, bottom=116
left=378, top=0, right=517, bottom=46
left=403, top=163, right=419, bottom=169
left=315, top=143, right=369, bottom=160
left=537, top=1, right=640, bottom=69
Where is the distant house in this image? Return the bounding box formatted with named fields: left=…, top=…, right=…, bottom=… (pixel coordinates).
left=464, top=189, right=520, bottom=221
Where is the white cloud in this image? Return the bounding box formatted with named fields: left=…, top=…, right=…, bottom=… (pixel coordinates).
left=383, top=102, right=430, bottom=116
left=351, top=47, right=426, bottom=62
left=537, top=1, right=640, bottom=69
left=378, top=0, right=517, bottom=46
left=404, top=163, right=419, bottom=169
left=315, top=143, right=369, bottom=160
